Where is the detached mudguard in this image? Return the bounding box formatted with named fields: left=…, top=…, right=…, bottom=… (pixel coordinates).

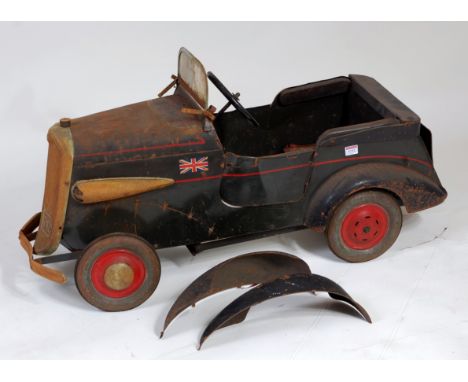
left=306, top=162, right=447, bottom=230
left=199, top=273, right=371, bottom=349
left=161, top=251, right=312, bottom=337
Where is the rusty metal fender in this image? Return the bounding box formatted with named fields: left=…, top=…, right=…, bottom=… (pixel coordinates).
left=19, top=213, right=68, bottom=284
left=199, top=273, right=371, bottom=349
left=305, top=162, right=448, bottom=231
left=160, top=251, right=312, bottom=337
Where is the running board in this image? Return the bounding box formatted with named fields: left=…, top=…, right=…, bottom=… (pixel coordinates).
left=187, top=226, right=306, bottom=255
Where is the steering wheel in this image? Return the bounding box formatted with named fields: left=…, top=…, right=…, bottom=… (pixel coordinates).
left=207, top=71, right=260, bottom=127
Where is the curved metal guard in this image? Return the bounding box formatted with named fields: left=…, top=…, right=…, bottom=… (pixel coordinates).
left=160, top=251, right=312, bottom=337
left=198, top=273, right=371, bottom=349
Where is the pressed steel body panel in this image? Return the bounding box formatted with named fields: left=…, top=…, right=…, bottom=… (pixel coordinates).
left=33, top=53, right=445, bottom=255
left=221, top=150, right=314, bottom=206
left=63, top=89, right=225, bottom=250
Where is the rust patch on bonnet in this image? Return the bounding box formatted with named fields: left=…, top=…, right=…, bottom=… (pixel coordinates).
left=70, top=93, right=204, bottom=165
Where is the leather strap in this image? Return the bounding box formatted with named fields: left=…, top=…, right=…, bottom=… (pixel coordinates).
left=18, top=212, right=67, bottom=284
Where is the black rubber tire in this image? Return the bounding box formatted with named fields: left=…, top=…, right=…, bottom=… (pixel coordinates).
left=326, top=191, right=402, bottom=263
left=75, top=233, right=161, bottom=312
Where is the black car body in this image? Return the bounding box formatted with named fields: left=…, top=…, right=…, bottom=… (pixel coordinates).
left=19, top=48, right=446, bottom=310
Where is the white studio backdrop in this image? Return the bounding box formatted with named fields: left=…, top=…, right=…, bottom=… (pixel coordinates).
left=0, top=22, right=467, bottom=359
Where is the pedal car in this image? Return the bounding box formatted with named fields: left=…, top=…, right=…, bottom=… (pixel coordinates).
left=19, top=48, right=447, bottom=311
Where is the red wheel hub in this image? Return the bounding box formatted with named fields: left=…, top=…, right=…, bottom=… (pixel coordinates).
left=340, top=203, right=389, bottom=250
left=91, top=249, right=146, bottom=298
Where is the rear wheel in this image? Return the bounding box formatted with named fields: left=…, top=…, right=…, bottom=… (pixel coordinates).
left=326, top=191, right=402, bottom=262
left=75, top=233, right=161, bottom=311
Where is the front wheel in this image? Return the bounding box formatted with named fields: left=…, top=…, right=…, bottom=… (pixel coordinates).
left=326, top=191, right=402, bottom=263
left=75, top=233, right=161, bottom=311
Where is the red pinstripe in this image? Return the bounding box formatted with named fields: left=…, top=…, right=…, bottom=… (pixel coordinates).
left=173, top=154, right=433, bottom=184
left=311, top=154, right=433, bottom=169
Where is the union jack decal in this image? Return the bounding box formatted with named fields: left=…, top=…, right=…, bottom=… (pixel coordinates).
left=179, top=156, right=209, bottom=174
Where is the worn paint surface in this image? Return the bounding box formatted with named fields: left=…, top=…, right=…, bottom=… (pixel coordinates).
left=198, top=273, right=372, bottom=349
left=161, top=251, right=312, bottom=337
left=34, top=124, right=74, bottom=255
left=71, top=177, right=175, bottom=204
left=58, top=72, right=445, bottom=253
left=75, top=233, right=161, bottom=312
left=178, top=47, right=209, bottom=109
left=21, top=49, right=447, bottom=283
